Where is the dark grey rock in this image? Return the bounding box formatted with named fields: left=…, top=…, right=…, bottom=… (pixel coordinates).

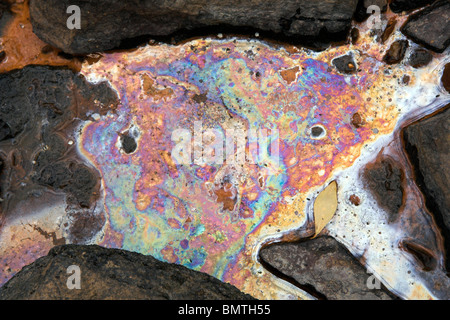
left=259, top=236, right=397, bottom=300
left=0, top=1, right=12, bottom=35
left=332, top=54, right=357, bottom=74
left=402, top=106, right=450, bottom=272
left=0, top=244, right=255, bottom=300
left=0, top=2, right=6, bottom=20
left=401, top=0, right=450, bottom=53
left=362, top=155, right=404, bottom=223
left=0, top=66, right=118, bottom=242
left=383, top=40, right=409, bottom=64
left=29, top=0, right=359, bottom=54
left=408, top=48, right=433, bottom=68
left=390, top=0, right=435, bottom=13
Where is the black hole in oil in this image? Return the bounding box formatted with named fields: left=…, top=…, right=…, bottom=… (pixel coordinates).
left=311, top=126, right=324, bottom=138
left=120, top=134, right=137, bottom=154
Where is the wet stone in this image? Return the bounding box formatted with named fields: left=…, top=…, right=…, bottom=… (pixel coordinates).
left=0, top=66, right=118, bottom=213
left=350, top=28, right=359, bottom=44
left=0, top=244, right=255, bottom=300
left=363, top=155, right=404, bottom=223
left=381, top=17, right=397, bottom=44
left=0, top=1, right=9, bottom=27
left=259, top=236, right=397, bottom=300
left=402, top=75, right=410, bottom=85
left=351, top=112, right=364, bottom=128
left=0, top=2, right=5, bottom=19
left=332, top=54, right=357, bottom=74
left=349, top=194, right=361, bottom=206
left=390, top=0, right=435, bottom=13
left=402, top=106, right=450, bottom=272
left=29, top=0, right=360, bottom=54
left=408, top=48, right=433, bottom=68
left=401, top=0, right=450, bottom=53
left=383, top=40, right=409, bottom=65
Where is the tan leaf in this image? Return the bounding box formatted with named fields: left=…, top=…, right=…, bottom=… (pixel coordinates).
left=313, top=181, right=338, bottom=236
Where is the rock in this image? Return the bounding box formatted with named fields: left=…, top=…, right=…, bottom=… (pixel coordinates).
left=0, top=1, right=8, bottom=20
left=401, top=0, right=450, bottom=53
left=390, top=0, right=435, bottom=13
left=0, top=2, right=13, bottom=37
left=0, top=244, right=255, bottom=300
left=120, top=132, right=137, bottom=154
left=29, top=0, right=359, bottom=54
left=362, top=155, right=404, bottom=223
left=0, top=65, right=118, bottom=242
left=381, top=17, right=397, bottom=43
left=383, top=40, right=409, bottom=64
left=442, top=63, right=450, bottom=93
left=259, top=236, right=397, bottom=300
left=408, top=48, right=433, bottom=68
left=332, top=54, right=357, bottom=74
left=350, top=27, right=359, bottom=44
left=402, top=106, right=450, bottom=272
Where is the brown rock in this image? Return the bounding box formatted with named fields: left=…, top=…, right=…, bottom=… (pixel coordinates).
left=402, top=106, right=450, bottom=272
left=332, top=54, right=357, bottom=74
left=0, top=66, right=118, bottom=242
left=401, top=0, right=450, bottom=53
left=259, top=236, right=398, bottom=300
left=351, top=112, right=364, bottom=128
left=408, top=48, right=433, bottom=68
left=350, top=27, right=359, bottom=44
left=381, top=17, right=397, bottom=43
left=442, top=63, right=450, bottom=93
left=0, top=1, right=9, bottom=23
left=383, top=40, right=409, bottom=64
left=362, top=155, right=404, bottom=223
left=29, top=0, right=359, bottom=54
left=390, top=0, right=435, bottom=13
left=0, top=244, right=255, bottom=300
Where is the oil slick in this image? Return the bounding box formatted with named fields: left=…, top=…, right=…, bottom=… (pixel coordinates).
left=77, top=22, right=449, bottom=298
left=1, top=11, right=449, bottom=299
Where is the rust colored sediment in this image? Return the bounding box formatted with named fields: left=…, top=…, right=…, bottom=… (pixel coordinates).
left=0, top=0, right=81, bottom=73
